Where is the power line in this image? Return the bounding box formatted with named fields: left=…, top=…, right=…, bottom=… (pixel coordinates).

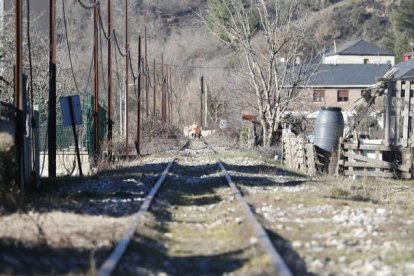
left=149, top=61, right=244, bottom=72
left=99, top=22, right=108, bottom=93
left=98, top=5, right=112, bottom=41
left=113, top=30, right=127, bottom=57
left=77, top=0, right=100, bottom=10
left=63, top=0, right=81, bottom=94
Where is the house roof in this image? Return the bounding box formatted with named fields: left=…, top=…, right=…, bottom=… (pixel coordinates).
left=325, top=39, right=394, bottom=57
left=309, top=64, right=391, bottom=87
left=393, top=58, right=414, bottom=80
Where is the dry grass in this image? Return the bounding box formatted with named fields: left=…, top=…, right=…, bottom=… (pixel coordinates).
left=204, top=129, right=240, bottom=148
left=0, top=133, right=19, bottom=211
left=320, top=175, right=414, bottom=208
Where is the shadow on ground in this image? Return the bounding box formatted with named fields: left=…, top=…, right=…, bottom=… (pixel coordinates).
left=221, top=162, right=307, bottom=188
left=1, top=162, right=170, bottom=217
left=116, top=236, right=248, bottom=275
left=0, top=237, right=112, bottom=275
left=1, top=157, right=310, bottom=274
left=266, top=229, right=310, bottom=275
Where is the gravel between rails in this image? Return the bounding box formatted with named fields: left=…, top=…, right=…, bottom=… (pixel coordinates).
left=114, top=140, right=278, bottom=275
left=1, top=141, right=412, bottom=275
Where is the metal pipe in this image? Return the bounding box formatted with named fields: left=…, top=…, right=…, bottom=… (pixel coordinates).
left=48, top=0, right=56, bottom=178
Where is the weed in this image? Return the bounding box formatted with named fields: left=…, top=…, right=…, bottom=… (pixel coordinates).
left=330, top=187, right=350, bottom=198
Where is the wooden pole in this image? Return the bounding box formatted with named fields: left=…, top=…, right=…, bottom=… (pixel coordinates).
left=200, top=76, right=204, bottom=127
left=136, top=35, right=141, bottom=156
left=205, top=84, right=208, bottom=127
left=153, top=58, right=156, bottom=118
left=15, top=0, right=24, bottom=184
left=161, top=53, right=164, bottom=122
left=165, top=65, right=169, bottom=124
left=169, top=67, right=172, bottom=124
left=125, top=0, right=129, bottom=158
left=93, top=0, right=99, bottom=158
left=145, top=26, right=148, bottom=118
left=48, top=0, right=56, bottom=178
left=107, top=0, right=113, bottom=141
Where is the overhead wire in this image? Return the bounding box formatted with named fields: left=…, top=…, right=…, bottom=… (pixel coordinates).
left=113, top=31, right=127, bottom=57
left=99, top=21, right=108, bottom=93
left=98, top=5, right=112, bottom=41
left=77, top=0, right=100, bottom=10
left=114, top=37, right=127, bottom=133
left=83, top=49, right=95, bottom=95
left=63, top=0, right=81, bottom=94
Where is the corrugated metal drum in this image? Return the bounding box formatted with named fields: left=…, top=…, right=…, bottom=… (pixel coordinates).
left=314, top=107, right=344, bottom=152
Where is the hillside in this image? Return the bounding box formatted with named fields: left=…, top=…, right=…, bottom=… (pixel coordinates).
left=1, top=0, right=408, bottom=131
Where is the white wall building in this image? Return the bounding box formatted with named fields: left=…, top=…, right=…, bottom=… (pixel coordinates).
left=323, top=39, right=395, bottom=66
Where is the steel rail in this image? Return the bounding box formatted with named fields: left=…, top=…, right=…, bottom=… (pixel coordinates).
left=205, top=142, right=292, bottom=276
left=98, top=140, right=291, bottom=275
left=98, top=141, right=188, bottom=276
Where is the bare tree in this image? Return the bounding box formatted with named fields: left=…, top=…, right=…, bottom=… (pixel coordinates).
left=201, top=0, right=318, bottom=146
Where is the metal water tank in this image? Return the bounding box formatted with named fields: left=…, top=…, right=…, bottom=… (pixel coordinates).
left=314, top=107, right=344, bottom=152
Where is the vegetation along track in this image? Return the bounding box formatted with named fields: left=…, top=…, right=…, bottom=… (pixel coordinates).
left=99, top=139, right=292, bottom=275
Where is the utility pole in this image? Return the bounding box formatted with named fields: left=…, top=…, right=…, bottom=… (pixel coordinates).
left=125, top=0, right=129, bottom=159
left=200, top=76, right=204, bottom=127
left=93, top=0, right=99, bottom=158
left=145, top=26, right=148, bottom=118
left=205, top=84, right=208, bottom=128
left=165, top=65, right=170, bottom=123
left=119, top=79, right=123, bottom=136
left=169, top=67, right=172, bottom=125
left=107, top=0, right=113, bottom=142
left=161, top=53, right=164, bottom=122
left=48, top=0, right=56, bottom=178
left=136, top=35, right=141, bottom=156
left=15, top=0, right=23, bottom=185
left=153, top=58, right=156, bottom=118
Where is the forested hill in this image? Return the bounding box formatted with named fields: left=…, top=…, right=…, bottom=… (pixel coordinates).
left=129, top=0, right=406, bottom=60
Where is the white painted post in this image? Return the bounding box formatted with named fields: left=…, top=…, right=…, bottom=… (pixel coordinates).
left=384, top=81, right=393, bottom=146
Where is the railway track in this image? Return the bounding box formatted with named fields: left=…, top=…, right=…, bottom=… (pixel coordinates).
left=98, top=140, right=292, bottom=275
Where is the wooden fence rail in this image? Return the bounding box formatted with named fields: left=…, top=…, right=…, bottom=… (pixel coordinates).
left=338, top=140, right=412, bottom=179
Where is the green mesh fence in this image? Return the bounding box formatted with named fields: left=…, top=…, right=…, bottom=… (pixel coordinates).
left=41, top=95, right=107, bottom=156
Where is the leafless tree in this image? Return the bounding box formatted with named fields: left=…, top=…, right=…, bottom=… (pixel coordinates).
left=201, top=0, right=318, bottom=146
